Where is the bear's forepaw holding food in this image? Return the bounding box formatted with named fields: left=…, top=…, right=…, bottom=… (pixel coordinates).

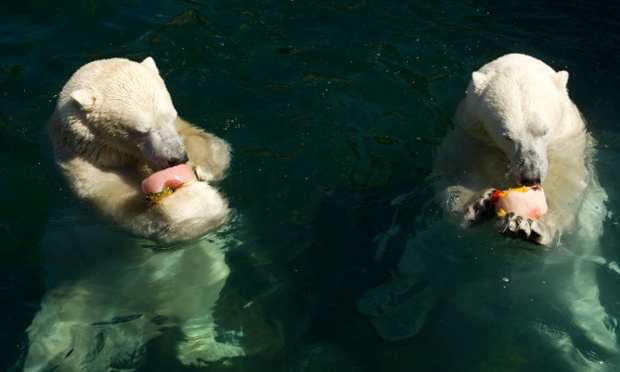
left=495, top=212, right=552, bottom=245
left=192, top=164, right=216, bottom=182
left=464, top=188, right=498, bottom=226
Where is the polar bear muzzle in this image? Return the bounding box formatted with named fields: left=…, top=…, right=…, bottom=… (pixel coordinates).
left=143, top=125, right=189, bottom=170
left=513, top=143, right=547, bottom=186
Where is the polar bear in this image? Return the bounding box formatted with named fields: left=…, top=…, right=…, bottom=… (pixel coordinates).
left=433, top=53, right=618, bottom=365
left=435, top=53, right=590, bottom=245
left=47, top=56, right=231, bottom=244
left=358, top=54, right=618, bottom=369
left=22, top=57, right=244, bottom=371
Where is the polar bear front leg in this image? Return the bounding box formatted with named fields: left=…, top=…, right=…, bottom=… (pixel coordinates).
left=174, top=117, right=231, bottom=182
left=494, top=212, right=552, bottom=245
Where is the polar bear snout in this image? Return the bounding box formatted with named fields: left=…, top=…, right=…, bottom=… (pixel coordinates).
left=144, top=125, right=189, bottom=170
left=518, top=174, right=542, bottom=187
left=163, top=152, right=189, bottom=168
left=147, top=145, right=189, bottom=170
left=150, top=149, right=189, bottom=170
left=513, top=145, right=547, bottom=186
left=514, top=158, right=546, bottom=186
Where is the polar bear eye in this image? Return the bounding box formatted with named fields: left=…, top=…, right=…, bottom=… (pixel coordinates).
left=128, top=126, right=149, bottom=138
left=502, top=133, right=513, bottom=142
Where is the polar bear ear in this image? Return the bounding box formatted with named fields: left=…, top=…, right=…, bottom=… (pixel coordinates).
left=141, top=57, right=159, bottom=74
left=70, top=89, right=97, bottom=111
left=471, top=71, right=488, bottom=95
left=553, top=70, right=569, bottom=90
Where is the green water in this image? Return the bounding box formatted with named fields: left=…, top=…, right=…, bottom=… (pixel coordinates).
left=2, top=1, right=620, bottom=371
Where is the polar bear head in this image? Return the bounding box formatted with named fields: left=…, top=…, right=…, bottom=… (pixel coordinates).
left=464, top=54, right=576, bottom=186
left=52, top=57, right=187, bottom=170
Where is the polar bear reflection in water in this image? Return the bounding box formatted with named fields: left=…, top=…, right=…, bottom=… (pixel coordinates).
left=359, top=54, right=619, bottom=370
left=24, top=57, right=243, bottom=370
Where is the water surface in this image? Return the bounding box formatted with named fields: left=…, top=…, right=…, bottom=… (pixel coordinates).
left=2, top=1, right=620, bottom=371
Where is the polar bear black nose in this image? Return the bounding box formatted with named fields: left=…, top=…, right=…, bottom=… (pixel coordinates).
left=167, top=152, right=189, bottom=167
left=521, top=177, right=541, bottom=186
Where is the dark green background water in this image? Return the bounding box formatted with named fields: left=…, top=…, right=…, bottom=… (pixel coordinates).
left=2, top=1, right=620, bottom=371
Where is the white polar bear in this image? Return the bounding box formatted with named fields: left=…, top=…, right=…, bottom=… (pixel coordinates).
left=359, top=54, right=618, bottom=370
left=47, top=56, right=231, bottom=244
left=434, top=54, right=618, bottom=366
left=23, top=57, right=244, bottom=371
left=435, top=53, right=590, bottom=246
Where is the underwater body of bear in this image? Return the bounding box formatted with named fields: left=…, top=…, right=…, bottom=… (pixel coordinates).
left=22, top=57, right=244, bottom=370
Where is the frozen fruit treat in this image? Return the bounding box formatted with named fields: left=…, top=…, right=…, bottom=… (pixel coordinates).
left=491, top=185, right=548, bottom=219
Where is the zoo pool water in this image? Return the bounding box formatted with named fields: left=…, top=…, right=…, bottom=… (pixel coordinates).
left=2, top=1, right=620, bottom=371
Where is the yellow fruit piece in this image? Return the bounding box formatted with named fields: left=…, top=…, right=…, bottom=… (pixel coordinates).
left=145, top=186, right=173, bottom=204
left=507, top=185, right=528, bottom=193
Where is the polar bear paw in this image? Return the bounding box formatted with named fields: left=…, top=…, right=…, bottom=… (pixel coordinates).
left=464, top=188, right=497, bottom=226
left=192, top=164, right=216, bottom=182
left=177, top=338, right=245, bottom=366
left=494, top=212, right=551, bottom=245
